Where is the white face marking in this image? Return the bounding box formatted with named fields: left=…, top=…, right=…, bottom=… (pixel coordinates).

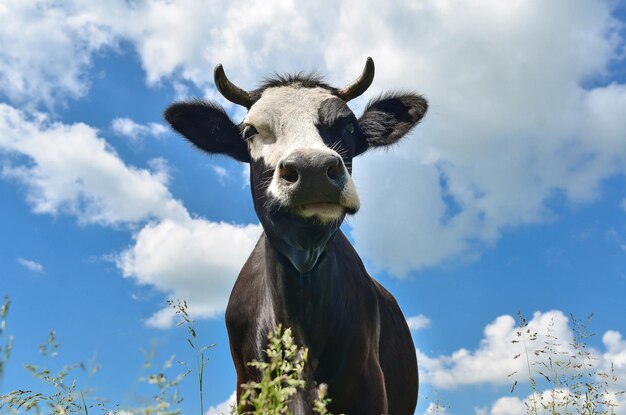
left=244, top=86, right=360, bottom=220
left=245, top=87, right=333, bottom=166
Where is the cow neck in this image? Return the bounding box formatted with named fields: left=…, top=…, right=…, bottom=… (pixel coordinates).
left=263, top=230, right=345, bottom=350
left=262, top=219, right=340, bottom=273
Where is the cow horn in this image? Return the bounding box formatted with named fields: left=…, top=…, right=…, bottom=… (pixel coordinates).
left=214, top=64, right=254, bottom=108
left=337, top=57, right=375, bottom=102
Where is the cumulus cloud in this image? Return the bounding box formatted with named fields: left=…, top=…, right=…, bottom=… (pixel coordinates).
left=3, top=1, right=626, bottom=275
left=206, top=391, right=237, bottom=415
left=479, top=396, right=526, bottom=415
left=602, top=329, right=626, bottom=410
left=212, top=165, right=229, bottom=186
left=0, top=104, right=188, bottom=226
left=117, top=218, right=262, bottom=327
left=407, top=314, right=432, bottom=331
left=0, top=102, right=260, bottom=324
left=96, top=0, right=339, bottom=88
left=420, top=312, right=626, bottom=413
left=604, top=330, right=626, bottom=374
left=419, top=311, right=577, bottom=389
left=481, top=388, right=626, bottom=415
left=423, top=402, right=450, bottom=414
left=0, top=0, right=114, bottom=108
left=419, top=309, right=626, bottom=414
left=17, top=257, right=44, bottom=273
left=111, top=117, right=167, bottom=141
left=343, top=0, right=626, bottom=275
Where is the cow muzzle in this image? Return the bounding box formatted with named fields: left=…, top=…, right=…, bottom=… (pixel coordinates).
left=267, top=149, right=360, bottom=222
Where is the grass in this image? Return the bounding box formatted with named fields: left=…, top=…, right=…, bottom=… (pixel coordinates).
left=0, top=297, right=332, bottom=415
left=0, top=295, right=622, bottom=414
left=168, top=300, right=214, bottom=415
left=0, top=296, right=13, bottom=391
left=510, top=312, right=624, bottom=415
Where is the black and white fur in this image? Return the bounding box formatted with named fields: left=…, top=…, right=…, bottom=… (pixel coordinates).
left=165, top=70, right=428, bottom=415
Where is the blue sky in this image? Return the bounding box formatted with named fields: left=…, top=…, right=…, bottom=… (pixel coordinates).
left=1, top=1, right=626, bottom=414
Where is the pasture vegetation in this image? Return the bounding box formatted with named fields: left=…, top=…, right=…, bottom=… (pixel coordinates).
left=508, top=312, right=623, bottom=415
left=0, top=294, right=622, bottom=415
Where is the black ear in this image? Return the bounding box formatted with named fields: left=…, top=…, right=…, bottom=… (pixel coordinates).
left=355, top=93, right=428, bottom=156
left=164, top=100, right=250, bottom=163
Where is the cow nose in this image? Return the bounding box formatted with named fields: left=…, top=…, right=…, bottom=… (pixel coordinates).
left=278, top=161, right=300, bottom=183
left=278, top=153, right=345, bottom=186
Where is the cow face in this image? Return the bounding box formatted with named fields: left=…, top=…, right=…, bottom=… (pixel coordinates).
left=165, top=59, right=427, bottom=272
left=245, top=86, right=360, bottom=222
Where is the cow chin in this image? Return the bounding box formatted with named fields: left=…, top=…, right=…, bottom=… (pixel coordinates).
left=296, top=203, right=345, bottom=223
left=266, top=180, right=361, bottom=224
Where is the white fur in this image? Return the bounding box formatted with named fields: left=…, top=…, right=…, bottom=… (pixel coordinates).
left=298, top=203, right=345, bottom=222
left=245, top=86, right=360, bottom=218
left=245, top=87, right=332, bottom=166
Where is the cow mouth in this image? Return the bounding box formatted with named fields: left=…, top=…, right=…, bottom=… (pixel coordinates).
left=293, top=202, right=351, bottom=223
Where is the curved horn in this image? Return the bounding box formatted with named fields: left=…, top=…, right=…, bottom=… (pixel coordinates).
left=214, top=64, right=254, bottom=108
left=337, top=57, right=375, bottom=102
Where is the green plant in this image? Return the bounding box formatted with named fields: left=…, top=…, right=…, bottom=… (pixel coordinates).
left=0, top=330, right=101, bottom=415
left=168, top=299, right=214, bottom=415
left=0, top=295, right=13, bottom=391
left=511, top=312, right=623, bottom=415
left=237, top=325, right=332, bottom=415
left=423, top=390, right=449, bottom=413
left=133, top=350, right=190, bottom=415
left=0, top=298, right=190, bottom=415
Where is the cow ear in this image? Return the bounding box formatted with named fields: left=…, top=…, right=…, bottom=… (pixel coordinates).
left=164, top=100, right=250, bottom=163
left=354, top=93, right=428, bottom=156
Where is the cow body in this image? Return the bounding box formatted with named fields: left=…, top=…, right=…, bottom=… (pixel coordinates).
left=227, top=231, right=418, bottom=414
left=165, top=58, right=427, bottom=414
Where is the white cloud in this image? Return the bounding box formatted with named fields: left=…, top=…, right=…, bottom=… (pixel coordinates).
left=3, top=1, right=626, bottom=275
left=419, top=310, right=626, bottom=414
left=424, top=401, right=450, bottom=414
left=0, top=0, right=347, bottom=108
left=482, top=396, right=526, bottom=415
left=602, top=329, right=626, bottom=411
left=0, top=0, right=114, bottom=108
left=111, top=117, right=167, bottom=141
left=117, top=218, right=262, bottom=327
left=0, top=104, right=188, bottom=226
left=212, top=165, right=229, bottom=186
left=483, top=388, right=626, bottom=415
left=104, top=0, right=336, bottom=87
left=144, top=306, right=178, bottom=330
left=418, top=311, right=577, bottom=389
left=421, top=313, right=626, bottom=413
left=0, top=103, right=260, bottom=324
left=604, top=330, right=626, bottom=372
left=342, top=0, right=626, bottom=275
left=407, top=314, right=431, bottom=331
left=206, top=391, right=236, bottom=415
left=242, top=164, right=251, bottom=188
left=17, top=257, right=44, bottom=273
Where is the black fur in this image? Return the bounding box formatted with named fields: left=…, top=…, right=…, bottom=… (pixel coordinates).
left=260, top=72, right=335, bottom=91
left=165, top=68, right=427, bottom=415
left=357, top=92, right=428, bottom=155
left=164, top=100, right=250, bottom=163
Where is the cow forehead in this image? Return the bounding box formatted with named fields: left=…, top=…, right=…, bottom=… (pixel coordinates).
left=244, top=86, right=342, bottom=166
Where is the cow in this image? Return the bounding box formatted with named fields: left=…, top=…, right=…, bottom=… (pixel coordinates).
left=164, top=58, right=427, bottom=415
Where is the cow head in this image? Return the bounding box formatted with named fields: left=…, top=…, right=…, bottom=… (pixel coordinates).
left=165, top=58, right=427, bottom=272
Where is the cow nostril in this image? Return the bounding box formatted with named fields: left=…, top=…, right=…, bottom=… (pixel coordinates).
left=278, top=164, right=299, bottom=184
left=327, top=163, right=341, bottom=181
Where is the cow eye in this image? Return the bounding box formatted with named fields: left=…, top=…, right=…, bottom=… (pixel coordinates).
left=343, top=122, right=355, bottom=135
left=242, top=124, right=258, bottom=141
